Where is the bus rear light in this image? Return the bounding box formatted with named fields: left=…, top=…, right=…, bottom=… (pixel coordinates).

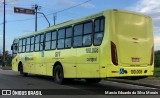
left=150, top=46, right=154, bottom=65
left=111, top=41, right=118, bottom=65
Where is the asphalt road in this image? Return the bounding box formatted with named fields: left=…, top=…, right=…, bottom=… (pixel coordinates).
left=0, top=69, right=159, bottom=98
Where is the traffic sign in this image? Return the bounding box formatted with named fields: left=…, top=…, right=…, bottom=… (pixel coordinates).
left=14, top=7, right=35, bottom=15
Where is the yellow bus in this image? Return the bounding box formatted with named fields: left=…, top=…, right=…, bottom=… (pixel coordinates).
left=11, top=9, right=154, bottom=84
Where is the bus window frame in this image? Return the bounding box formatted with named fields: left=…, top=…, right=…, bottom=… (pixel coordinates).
left=39, top=33, right=44, bottom=51
left=93, top=16, right=105, bottom=46
left=57, top=28, right=65, bottom=49
left=82, top=21, right=93, bottom=47
left=44, top=30, right=58, bottom=51
left=18, top=39, right=23, bottom=53
left=30, top=36, right=35, bottom=52
left=73, top=23, right=83, bottom=48
left=73, top=20, right=93, bottom=48
left=26, top=37, right=31, bottom=53
left=45, top=31, right=52, bottom=51
left=22, top=38, right=26, bottom=53
left=51, top=30, right=57, bottom=50
left=34, top=34, right=40, bottom=52
left=64, top=26, right=72, bottom=49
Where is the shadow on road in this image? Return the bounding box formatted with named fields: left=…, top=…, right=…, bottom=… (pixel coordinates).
left=24, top=74, right=125, bottom=90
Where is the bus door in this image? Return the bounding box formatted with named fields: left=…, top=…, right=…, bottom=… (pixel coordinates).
left=34, top=34, right=46, bottom=75
left=11, top=39, right=19, bottom=71
left=39, top=34, right=46, bottom=75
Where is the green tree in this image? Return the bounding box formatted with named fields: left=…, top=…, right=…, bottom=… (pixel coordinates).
left=154, top=50, right=160, bottom=67
left=0, top=51, right=12, bottom=66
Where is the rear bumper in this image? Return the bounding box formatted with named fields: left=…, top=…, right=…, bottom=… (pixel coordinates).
left=100, top=65, right=154, bottom=78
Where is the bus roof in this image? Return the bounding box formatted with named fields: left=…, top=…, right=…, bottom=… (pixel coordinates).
left=14, top=9, right=150, bottom=40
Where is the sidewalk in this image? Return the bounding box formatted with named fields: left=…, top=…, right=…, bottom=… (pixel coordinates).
left=107, top=77, right=160, bottom=89
left=0, top=65, right=12, bottom=70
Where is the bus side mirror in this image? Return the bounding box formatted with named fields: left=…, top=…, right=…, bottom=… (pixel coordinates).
left=11, top=45, right=18, bottom=50
left=15, top=46, right=18, bottom=50
left=11, top=45, right=13, bottom=50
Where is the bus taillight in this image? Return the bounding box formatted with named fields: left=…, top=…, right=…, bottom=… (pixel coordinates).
left=111, top=41, right=118, bottom=65
left=150, top=46, right=154, bottom=65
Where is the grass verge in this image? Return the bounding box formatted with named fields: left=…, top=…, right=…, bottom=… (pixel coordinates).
left=0, top=66, right=12, bottom=70
left=154, top=67, right=160, bottom=77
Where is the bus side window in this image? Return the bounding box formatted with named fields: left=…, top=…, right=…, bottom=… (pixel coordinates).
left=58, top=29, right=65, bottom=49
left=51, top=31, right=57, bottom=50
left=30, top=36, right=34, bottom=52
left=18, top=39, right=22, bottom=53
left=35, top=35, right=40, bottom=51
left=94, top=17, right=105, bottom=46
left=83, top=21, right=92, bottom=46
left=22, top=38, right=26, bottom=52
left=45, top=32, right=51, bottom=50
left=73, top=24, right=83, bottom=47
left=40, top=34, right=44, bottom=51
left=26, top=37, right=31, bottom=52
left=65, top=27, right=72, bottom=48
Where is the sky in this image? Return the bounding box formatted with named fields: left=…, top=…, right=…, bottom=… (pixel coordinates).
left=0, top=0, right=160, bottom=53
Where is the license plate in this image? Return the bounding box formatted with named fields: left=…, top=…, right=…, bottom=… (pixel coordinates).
left=132, top=58, right=140, bottom=62
left=131, top=70, right=142, bottom=74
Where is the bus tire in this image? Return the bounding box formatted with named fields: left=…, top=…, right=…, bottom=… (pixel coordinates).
left=85, top=78, right=102, bottom=83
left=53, top=65, right=65, bottom=84
left=19, top=64, right=28, bottom=77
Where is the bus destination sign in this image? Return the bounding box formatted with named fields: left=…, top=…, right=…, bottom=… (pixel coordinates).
left=14, top=7, right=35, bottom=15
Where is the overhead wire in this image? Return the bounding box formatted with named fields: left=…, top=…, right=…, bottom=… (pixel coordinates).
left=6, top=0, right=93, bottom=23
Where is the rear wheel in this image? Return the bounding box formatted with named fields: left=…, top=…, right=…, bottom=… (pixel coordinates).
left=53, top=65, right=66, bottom=84
left=19, top=64, right=28, bottom=77
left=85, top=78, right=102, bottom=83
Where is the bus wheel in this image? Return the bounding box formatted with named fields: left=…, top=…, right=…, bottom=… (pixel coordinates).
left=19, top=64, right=28, bottom=77
left=85, top=78, right=102, bottom=83
left=53, top=65, right=65, bottom=84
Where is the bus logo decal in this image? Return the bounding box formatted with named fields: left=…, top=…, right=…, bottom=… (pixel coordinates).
left=55, top=52, right=61, bottom=57
left=120, top=68, right=124, bottom=74
left=41, top=51, right=44, bottom=57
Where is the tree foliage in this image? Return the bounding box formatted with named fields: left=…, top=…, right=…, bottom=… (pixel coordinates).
left=0, top=51, right=12, bottom=66
left=154, top=50, right=160, bottom=67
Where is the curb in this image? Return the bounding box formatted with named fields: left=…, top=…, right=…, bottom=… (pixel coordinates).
left=106, top=79, right=160, bottom=89
left=0, top=66, right=12, bottom=70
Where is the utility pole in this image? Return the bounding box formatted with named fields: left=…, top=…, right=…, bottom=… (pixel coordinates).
left=53, top=13, right=57, bottom=25
left=35, top=4, right=38, bottom=32
left=32, top=4, right=41, bottom=32
left=3, top=0, right=6, bottom=67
